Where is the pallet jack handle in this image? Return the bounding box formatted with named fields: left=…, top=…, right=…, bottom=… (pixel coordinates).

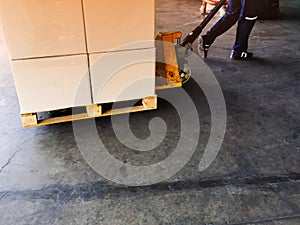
left=180, top=0, right=227, bottom=47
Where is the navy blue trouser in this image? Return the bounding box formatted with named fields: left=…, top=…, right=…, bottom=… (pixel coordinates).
left=205, top=0, right=258, bottom=52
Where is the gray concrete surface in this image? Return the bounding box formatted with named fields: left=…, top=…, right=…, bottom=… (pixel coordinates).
left=0, top=0, right=299, bottom=224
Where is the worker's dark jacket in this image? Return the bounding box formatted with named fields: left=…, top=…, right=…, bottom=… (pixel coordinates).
left=242, top=0, right=262, bottom=18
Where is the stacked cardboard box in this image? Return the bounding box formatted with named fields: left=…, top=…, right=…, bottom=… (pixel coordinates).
left=0, top=0, right=155, bottom=114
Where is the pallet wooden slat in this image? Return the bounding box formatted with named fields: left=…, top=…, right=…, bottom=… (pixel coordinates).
left=21, top=113, right=38, bottom=128
left=155, top=82, right=182, bottom=90
left=86, top=104, right=102, bottom=117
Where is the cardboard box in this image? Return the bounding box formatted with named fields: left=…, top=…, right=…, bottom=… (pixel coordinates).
left=1, top=0, right=157, bottom=116
left=83, top=0, right=155, bottom=53
left=0, top=0, right=86, bottom=59
left=90, top=48, right=155, bottom=103
left=11, top=54, right=91, bottom=113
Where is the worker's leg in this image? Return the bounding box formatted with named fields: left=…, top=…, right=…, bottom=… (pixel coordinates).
left=232, top=17, right=256, bottom=52
left=203, top=0, right=241, bottom=44
left=230, top=0, right=258, bottom=59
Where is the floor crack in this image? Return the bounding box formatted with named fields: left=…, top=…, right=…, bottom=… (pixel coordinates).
left=0, top=133, right=38, bottom=173
left=0, top=192, right=8, bottom=201
left=0, top=149, right=22, bottom=173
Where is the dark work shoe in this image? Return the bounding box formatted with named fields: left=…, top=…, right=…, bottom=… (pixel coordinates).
left=198, top=35, right=212, bottom=59
left=230, top=50, right=253, bottom=60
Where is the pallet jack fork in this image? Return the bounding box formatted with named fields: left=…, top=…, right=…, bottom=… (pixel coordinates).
left=155, top=0, right=227, bottom=87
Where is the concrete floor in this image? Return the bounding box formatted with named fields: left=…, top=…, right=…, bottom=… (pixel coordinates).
left=0, top=0, right=299, bottom=224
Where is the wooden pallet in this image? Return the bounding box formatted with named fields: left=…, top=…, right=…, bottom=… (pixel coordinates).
left=155, top=82, right=182, bottom=90
left=21, top=96, right=157, bottom=128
